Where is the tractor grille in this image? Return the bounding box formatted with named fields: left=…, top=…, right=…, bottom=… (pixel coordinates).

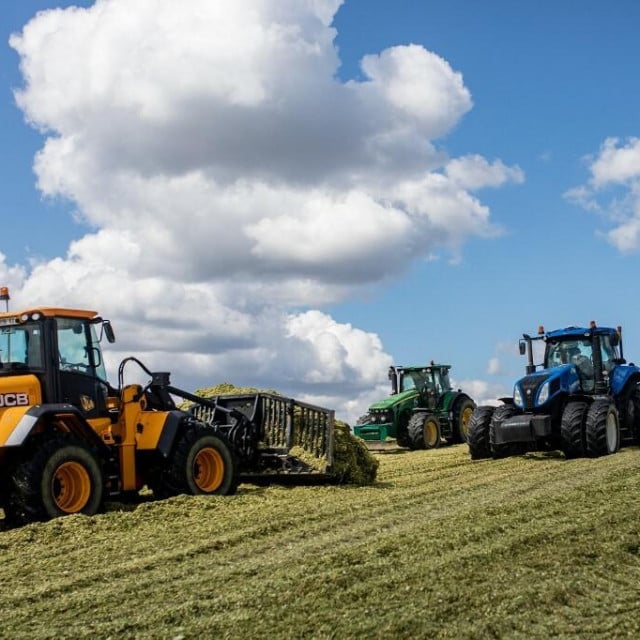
left=520, top=374, right=548, bottom=410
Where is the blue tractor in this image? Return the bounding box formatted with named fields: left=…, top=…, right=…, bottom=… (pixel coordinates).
left=467, top=322, right=640, bottom=459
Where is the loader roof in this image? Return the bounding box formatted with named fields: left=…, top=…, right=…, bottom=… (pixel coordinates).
left=0, top=307, right=98, bottom=320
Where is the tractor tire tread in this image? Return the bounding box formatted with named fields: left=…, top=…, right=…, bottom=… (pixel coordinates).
left=467, top=406, right=495, bottom=459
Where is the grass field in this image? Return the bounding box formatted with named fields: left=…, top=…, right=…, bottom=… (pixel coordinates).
left=2, top=444, right=640, bottom=639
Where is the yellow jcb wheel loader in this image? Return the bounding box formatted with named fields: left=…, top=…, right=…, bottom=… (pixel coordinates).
left=0, top=293, right=238, bottom=524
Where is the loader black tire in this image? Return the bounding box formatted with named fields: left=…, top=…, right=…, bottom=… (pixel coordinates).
left=618, top=383, right=640, bottom=444
left=150, top=419, right=238, bottom=499
left=6, top=432, right=103, bottom=524
left=451, top=396, right=476, bottom=443
left=585, top=400, right=619, bottom=457
left=467, top=406, right=494, bottom=459
left=490, top=405, right=523, bottom=459
left=407, top=412, right=441, bottom=450
left=560, top=401, right=588, bottom=459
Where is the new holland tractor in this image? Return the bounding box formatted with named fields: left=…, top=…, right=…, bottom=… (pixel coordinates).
left=353, top=363, right=476, bottom=449
left=0, top=290, right=337, bottom=524
left=467, top=322, right=640, bottom=460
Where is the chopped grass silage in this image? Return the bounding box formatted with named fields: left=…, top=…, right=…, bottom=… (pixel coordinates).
left=3, top=446, right=640, bottom=638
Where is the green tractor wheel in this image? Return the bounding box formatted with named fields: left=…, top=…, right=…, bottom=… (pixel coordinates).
left=407, top=412, right=441, bottom=450
left=451, top=396, right=476, bottom=443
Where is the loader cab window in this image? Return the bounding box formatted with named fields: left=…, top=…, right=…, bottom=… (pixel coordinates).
left=56, top=318, right=109, bottom=417
left=0, top=323, right=43, bottom=370
left=56, top=318, right=107, bottom=380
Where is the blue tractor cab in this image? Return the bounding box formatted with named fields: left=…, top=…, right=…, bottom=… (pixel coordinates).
left=467, top=322, right=640, bottom=459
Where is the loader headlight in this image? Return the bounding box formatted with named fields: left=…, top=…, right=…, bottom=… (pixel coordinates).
left=537, top=380, right=550, bottom=406
left=18, top=312, right=42, bottom=323
left=513, top=385, right=524, bottom=408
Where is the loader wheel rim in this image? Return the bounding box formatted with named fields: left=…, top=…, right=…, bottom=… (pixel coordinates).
left=606, top=411, right=618, bottom=452
left=461, top=407, right=474, bottom=438
left=194, top=447, right=225, bottom=492
left=425, top=421, right=439, bottom=447
left=52, top=461, right=92, bottom=513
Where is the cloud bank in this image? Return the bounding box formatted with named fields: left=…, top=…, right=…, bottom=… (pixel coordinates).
left=565, top=137, right=640, bottom=253
left=7, top=0, right=522, bottom=420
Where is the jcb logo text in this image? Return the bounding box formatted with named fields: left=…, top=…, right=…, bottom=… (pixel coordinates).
left=0, top=393, right=29, bottom=407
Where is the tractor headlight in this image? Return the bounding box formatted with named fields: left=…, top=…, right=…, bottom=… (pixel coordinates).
left=537, top=380, right=550, bottom=406
left=513, top=385, right=524, bottom=408
left=373, top=409, right=392, bottom=423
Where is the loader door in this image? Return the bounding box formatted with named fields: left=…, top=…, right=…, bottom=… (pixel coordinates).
left=55, top=318, right=109, bottom=419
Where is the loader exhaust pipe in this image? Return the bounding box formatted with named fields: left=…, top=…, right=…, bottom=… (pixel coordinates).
left=0, top=287, right=9, bottom=312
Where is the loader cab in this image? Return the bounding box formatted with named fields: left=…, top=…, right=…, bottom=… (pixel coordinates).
left=0, top=308, right=115, bottom=418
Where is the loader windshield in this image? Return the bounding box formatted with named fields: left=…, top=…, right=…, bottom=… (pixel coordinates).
left=56, top=318, right=107, bottom=381
left=0, top=322, right=43, bottom=370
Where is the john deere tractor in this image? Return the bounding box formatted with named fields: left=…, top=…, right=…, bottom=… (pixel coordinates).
left=353, top=363, right=476, bottom=449
left=467, top=322, right=640, bottom=460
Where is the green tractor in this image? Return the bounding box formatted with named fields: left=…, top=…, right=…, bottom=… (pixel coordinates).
left=353, top=363, right=476, bottom=450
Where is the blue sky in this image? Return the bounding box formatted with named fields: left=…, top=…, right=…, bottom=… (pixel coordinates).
left=333, top=0, right=640, bottom=381
left=1, top=1, right=640, bottom=419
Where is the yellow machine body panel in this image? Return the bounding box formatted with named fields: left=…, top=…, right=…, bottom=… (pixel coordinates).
left=0, top=375, right=42, bottom=446
left=135, top=411, right=172, bottom=450
left=0, top=406, right=36, bottom=446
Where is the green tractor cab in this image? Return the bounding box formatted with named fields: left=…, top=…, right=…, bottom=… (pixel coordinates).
left=353, top=363, right=476, bottom=450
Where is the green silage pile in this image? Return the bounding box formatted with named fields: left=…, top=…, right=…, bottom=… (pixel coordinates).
left=332, top=420, right=379, bottom=485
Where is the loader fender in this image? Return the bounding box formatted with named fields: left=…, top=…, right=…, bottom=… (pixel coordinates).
left=0, top=405, right=37, bottom=447
left=155, top=410, right=184, bottom=458
left=0, top=404, right=109, bottom=454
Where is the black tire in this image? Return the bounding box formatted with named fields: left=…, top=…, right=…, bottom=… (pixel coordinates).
left=467, top=406, right=495, bottom=459
left=396, top=426, right=411, bottom=448
left=560, top=401, right=588, bottom=459
left=489, top=405, right=522, bottom=459
left=451, top=395, right=476, bottom=444
left=618, top=383, right=640, bottom=444
left=585, top=400, right=619, bottom=457
left=6, top=432, right=103, bottom=524
left=150, top=419, right=238, bottom=499
left=407, top=412, right=441, bottom=450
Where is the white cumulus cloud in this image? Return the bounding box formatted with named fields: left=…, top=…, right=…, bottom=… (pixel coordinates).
left=6, top=0, right=522, bottom=420
left=565, top=137, right=640, bottom=253
left=486, top=357, right=501, bottom=375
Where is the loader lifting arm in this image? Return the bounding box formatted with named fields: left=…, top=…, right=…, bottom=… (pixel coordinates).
left=116, top=357, right=260, bottom=465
